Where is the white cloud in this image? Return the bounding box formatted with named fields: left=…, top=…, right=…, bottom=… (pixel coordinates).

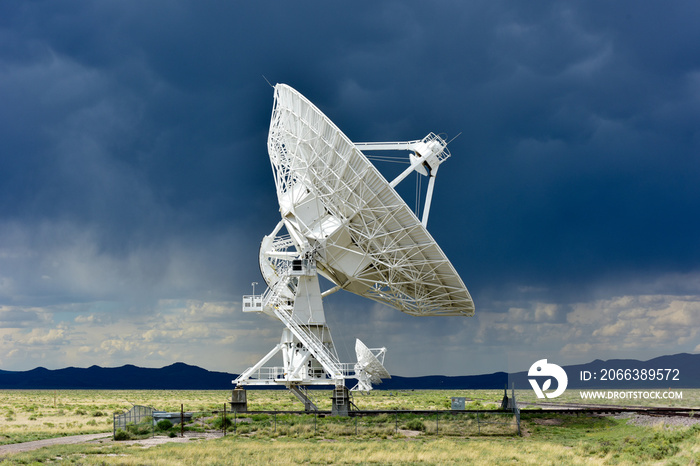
left=19, top=328, right=66, bottom=346
left=0, top=298, right=271, bottom=373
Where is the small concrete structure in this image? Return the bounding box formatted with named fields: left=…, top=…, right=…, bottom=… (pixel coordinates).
left=230, top=387, right=248, bottom=413
left=331, top=386, right=350, bottom=416
left=153, top=411, right=192, bottom=426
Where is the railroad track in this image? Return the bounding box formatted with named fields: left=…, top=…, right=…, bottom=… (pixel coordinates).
left=518, top=402, right=697, bottom=417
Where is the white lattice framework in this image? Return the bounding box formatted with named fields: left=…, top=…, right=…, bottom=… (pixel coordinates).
left=268, top=84, right=474, bottom=316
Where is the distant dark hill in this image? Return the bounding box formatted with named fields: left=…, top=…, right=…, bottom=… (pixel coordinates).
left=0, top=362, right=236, bottom=389
left=0, top=353, right=697, bottom=390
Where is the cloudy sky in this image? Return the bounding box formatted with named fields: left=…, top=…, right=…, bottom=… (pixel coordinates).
left=1, top=1, right=699, bottom=378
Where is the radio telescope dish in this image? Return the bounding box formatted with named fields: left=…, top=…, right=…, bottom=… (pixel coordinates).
left=235, top=84, right=474, bottom=411
left=353, top=339, right=390, bottom=392
left=268, top=84, right=473, bottom=317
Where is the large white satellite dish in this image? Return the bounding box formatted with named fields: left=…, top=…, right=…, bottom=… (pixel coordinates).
left=235, top=84, right=474, bottom=411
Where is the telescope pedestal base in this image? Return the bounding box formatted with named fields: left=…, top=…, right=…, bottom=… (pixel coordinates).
left=230, top=387, right=248, bottom=413
left=331, top=386, right=351, bottom=417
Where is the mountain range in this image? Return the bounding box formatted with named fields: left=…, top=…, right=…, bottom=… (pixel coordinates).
left=0, top=353, right=697, bottom=390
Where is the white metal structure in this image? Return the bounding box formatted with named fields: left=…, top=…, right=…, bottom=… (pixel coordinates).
left=353, top=339, right=390, bottom=392
left=235, top=84, right=474, bottom=405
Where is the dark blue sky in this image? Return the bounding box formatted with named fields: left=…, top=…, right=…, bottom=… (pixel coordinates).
left=1, top=1, right=699, bottom=376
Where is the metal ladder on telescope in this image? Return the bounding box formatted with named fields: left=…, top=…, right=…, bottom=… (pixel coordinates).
left=266, top=277, right=344, bottom=382
left=272, top=305, right=344, bottom=381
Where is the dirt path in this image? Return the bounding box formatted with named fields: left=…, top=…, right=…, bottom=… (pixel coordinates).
left=0, top=431, right=226, bottom=459
left=0, top=433, right=112, bottom=456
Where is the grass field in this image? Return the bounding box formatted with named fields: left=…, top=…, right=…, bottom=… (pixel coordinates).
left=1, top=389, right=699, bottom=464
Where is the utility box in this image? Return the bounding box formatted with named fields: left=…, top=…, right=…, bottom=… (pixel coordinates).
left=451, top=397, right=466, bottom=410
left=242, top=295, right=263, bottom=312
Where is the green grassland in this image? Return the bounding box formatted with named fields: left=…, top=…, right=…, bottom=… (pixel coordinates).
left=1, top=389, right=699, bottom=464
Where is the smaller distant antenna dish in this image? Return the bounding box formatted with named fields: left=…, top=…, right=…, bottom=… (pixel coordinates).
left=353, top=339, right=390, bottom=392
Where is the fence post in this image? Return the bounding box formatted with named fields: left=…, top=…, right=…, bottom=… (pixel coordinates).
left=274, top=410, right=277, bottom=434
left=436, top=410, right=439, bottom=435
left=234, top=409, right=237, bottom=434
left=314, top=412, right=317, bottom=436
left=512, top=382, right=521, bottom=436
left=355, top=415, right=358, bottom=436
left=180, top=404, right=184, bottom=438
left=477, top=411, right=480, bottom=435
left=223, top=403, right=227, bottom=436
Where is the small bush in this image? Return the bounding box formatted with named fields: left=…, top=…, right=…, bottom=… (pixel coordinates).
left=212, top=415, right=233, bottom=430
left=405, top=419, right=426, bottom=432
left=236, top=424, right=251, bottom=434
left=125, top=422, right=152, bottom=437
left=156, top=419, right=173, bottom=431
left=114, top=429, right=131, bottom=441
left=75, top=409, right=87, bottom=415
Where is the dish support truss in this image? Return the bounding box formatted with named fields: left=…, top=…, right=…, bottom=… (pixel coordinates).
left=235, top=228, right=388, bottom=409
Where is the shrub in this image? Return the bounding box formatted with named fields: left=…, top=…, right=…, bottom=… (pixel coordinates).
left=156, top=419, right=174, bottom=431
left=405, top=419, right=426, bottom=432
left=114, top=429, right=131, bottom=441
left=125, top=422, right=152, bottom=437
left=212, top=415, right=233, bottom=430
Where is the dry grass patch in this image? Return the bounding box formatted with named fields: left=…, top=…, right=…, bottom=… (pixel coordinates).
left=32, top=437, right=595, bottom=465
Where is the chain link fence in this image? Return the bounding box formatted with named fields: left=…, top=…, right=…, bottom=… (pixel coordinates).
left=113, top=405, right=155, bottom=439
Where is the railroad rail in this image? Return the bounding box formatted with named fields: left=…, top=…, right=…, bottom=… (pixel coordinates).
left=517, top=401, right=696, bottom=417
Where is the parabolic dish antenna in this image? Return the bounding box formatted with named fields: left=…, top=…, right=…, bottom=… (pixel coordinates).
left=235, top=84, right=474, bottom=412
left=354, top=339, right=390, bottom=392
